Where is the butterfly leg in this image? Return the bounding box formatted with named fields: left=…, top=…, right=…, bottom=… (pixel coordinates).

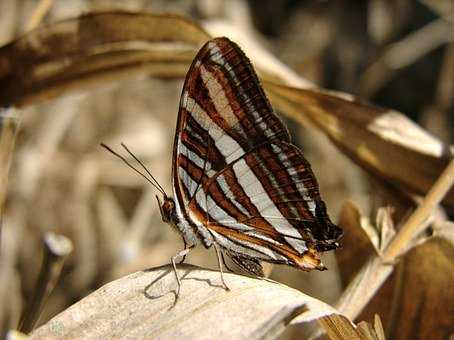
left=213, top=242, right=231, bottom=291
left=220, top=251, right=235, bottom=273
left=171, top=245, right=194, bottom=299
left=178, top=238, right=188, bottom=264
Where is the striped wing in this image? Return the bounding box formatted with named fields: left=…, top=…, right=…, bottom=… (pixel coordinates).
left=173, top=37, right=341, bottom=271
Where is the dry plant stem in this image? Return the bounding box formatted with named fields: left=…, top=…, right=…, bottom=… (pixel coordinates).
left=336, top=158, right=454, bottom=320
left=0, top=109, right=19, bottom=215
left=121, top=187, right=157, bottom=262
left=25, top=0, right=54, bottom=31
left=0, top=0, right=17, bottom=45
left=19, top=233, right=73, bottom=334
left=360, top=18, right=454, bottom=97
left=0, top=112, right=19, bottom=333
left=383, top=157, right=454, bottom=262
left=0, top=218, right=23, bottom=336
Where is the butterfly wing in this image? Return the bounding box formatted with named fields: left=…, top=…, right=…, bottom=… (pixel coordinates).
left=173, top=37, right=341, bottom=271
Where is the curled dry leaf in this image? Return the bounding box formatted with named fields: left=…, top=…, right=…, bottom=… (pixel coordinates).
left=30, top=264, right=347, bottom=340
left=354, top=236, right=454, bottom=339
left=385, top=238, right=454, bottom=339
left=356, top=314, right=385, bottom=340
left=335, top=201, right=376, bottom=285
left=319, top=313, right=385, bottom=340
left=0, top=11, right=209, bottom=107
left=374, top=207, right=396, bottom=253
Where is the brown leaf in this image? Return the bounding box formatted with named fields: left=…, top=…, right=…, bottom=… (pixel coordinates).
left=30, top=264, right=345, bottom=340
left=386, top=238, right=454, bottom=339
left=357, top=314, right=385, bottom=340
left=336, top=201, right=376, bottom=285
left=351, top=237, right=454, bottom=338
left=318, top=313, right=385, bottom=340
left=0, top=11, right=209, bottom=107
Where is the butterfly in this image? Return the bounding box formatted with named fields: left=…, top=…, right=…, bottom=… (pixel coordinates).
left=102, top=37, right=342, bottom=296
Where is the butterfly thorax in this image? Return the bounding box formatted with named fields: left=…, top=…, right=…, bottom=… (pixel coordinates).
left=159, top=195, right=200, bottom=247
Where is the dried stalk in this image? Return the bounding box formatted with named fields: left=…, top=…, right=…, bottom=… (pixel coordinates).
left=19, top=233, right=73, bottom=333
left=120, top=187, right=158, bottom=263
left=336, top=158, right=454, bottom=320
left=0, top=108, right=20, bottom=215
left=0, top=218, right=22, bottom=337
left=383, top=158, right=454, bottom=261
left=0, top=108, right=21, bottom=338
left=25, top=0, right=55, bottom=31
left=0, top=0, right=17, bottom=45
left=359, top=18, right=454, bottom=97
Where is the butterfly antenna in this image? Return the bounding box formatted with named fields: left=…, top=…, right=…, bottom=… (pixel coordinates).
left=100, top=143, right=166, bottom=196
left=119, top=143, right=167, bottom=196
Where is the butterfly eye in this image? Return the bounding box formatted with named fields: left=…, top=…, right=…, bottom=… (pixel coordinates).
left=164, top=199, right=174, bottom=211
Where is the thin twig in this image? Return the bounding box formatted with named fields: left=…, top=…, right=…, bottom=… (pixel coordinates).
left=359, top=18, right=454, bottom=97
left=383, top=158, right=454, bottom=262
left=19, top=232, right=73, bottom=333
left=25, top=0, right=54, bottom=31
left=0, top=108, right=20, bottom=215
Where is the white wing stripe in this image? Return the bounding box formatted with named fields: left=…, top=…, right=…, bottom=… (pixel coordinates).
left=271, top=144, right=316, bottom=214
left=216, top=174, right=250, bottom=216
left=210, top=230, right=287, bottom=261
left=208, top=42, right=274, bottom=139
left=184, top=94, right=245, bottom=164
left=176, top=167, right=214, bottom=245
left=233, top=159, right=308, bottom=253
left=178, top=143, right=205, bottom=170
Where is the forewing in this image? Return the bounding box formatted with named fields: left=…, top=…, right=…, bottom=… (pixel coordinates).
left=173, top=37, right=289, bottom=214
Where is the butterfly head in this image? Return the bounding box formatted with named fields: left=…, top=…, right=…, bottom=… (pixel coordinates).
left=156, top=194, right=176, bottom=224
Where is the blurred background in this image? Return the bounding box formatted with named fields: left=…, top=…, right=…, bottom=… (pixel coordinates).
left=0, top=0, right=453, bottom=339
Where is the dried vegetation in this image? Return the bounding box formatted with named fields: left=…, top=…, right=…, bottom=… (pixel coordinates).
left=0, top=1, right=453, bottom=339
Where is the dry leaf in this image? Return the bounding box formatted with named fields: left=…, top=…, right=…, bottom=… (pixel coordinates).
left=346, top=236, right=454, bottom=338
left=30, top=264, right=350, bottom=340
left=0, top=11, right=209, bottom=107
left=385, top=238, right=454, bottom=339
left=319, top=313, right=385, bottom=340
left=356, top=314, right=385, bottom=340
left=335, top=201, right=376, bottom=285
